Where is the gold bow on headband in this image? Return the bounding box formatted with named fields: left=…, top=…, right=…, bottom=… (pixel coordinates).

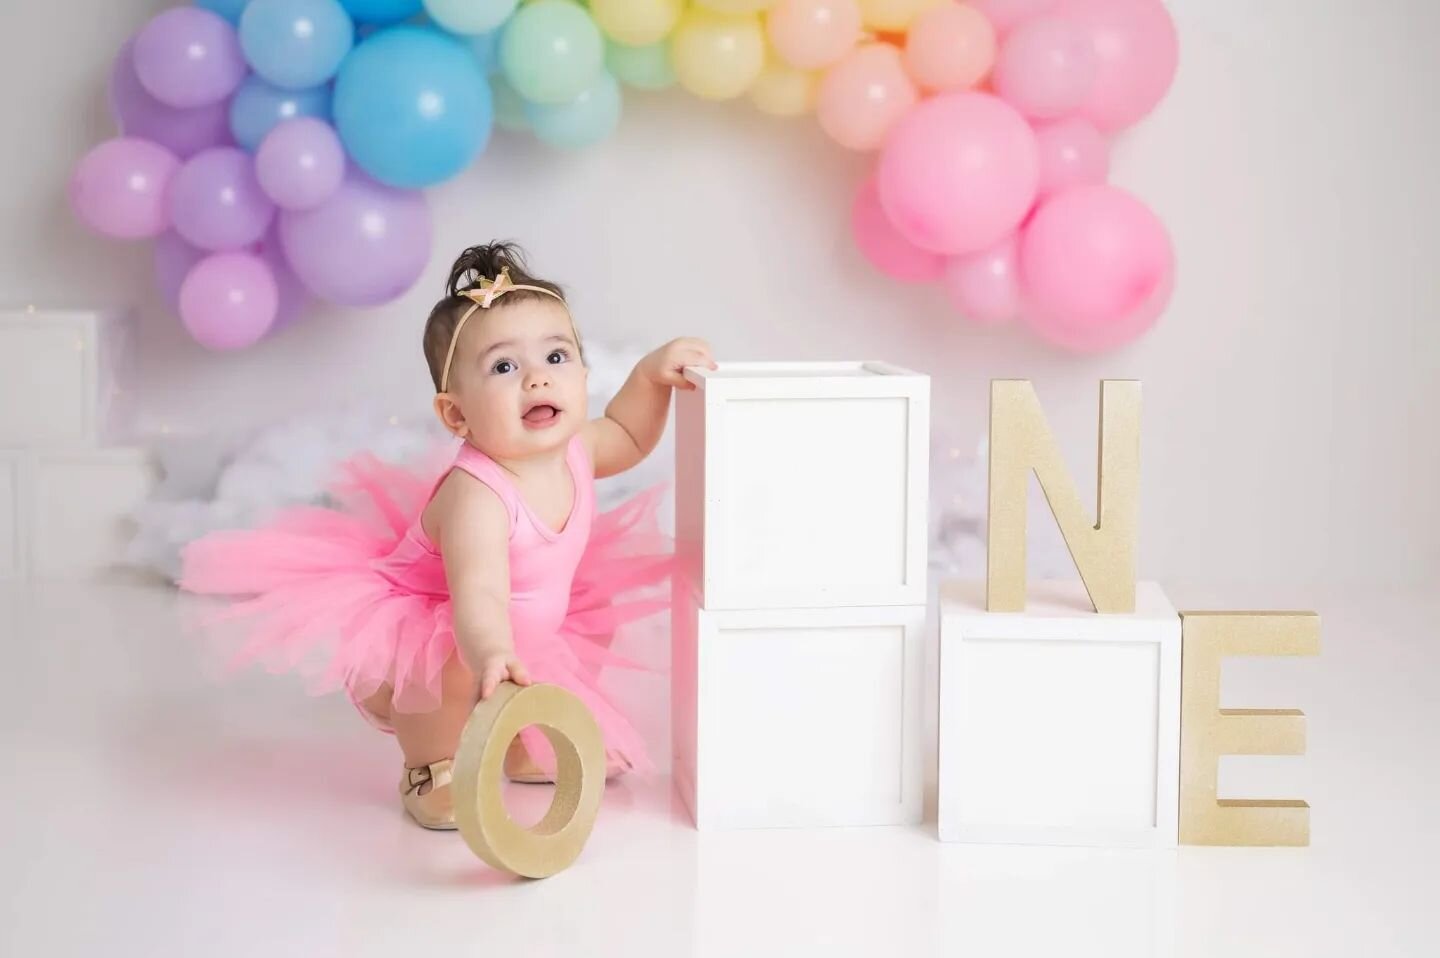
left=440, top=268, right=570, bottom=393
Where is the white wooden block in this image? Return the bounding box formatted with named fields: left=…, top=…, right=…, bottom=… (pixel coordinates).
left=938, top=580, right=1181, bottom=848
left=675, top=361, right=929, bottom=610
left=0, top=308, right=135, bottom=447
left=672, top=578, right=926, bottom=830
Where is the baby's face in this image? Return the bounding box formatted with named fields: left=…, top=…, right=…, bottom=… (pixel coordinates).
left=442, top=297, right=588, bottom=459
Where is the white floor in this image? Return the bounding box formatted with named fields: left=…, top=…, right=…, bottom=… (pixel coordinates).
left=0, top=578, right=1433, bottom=958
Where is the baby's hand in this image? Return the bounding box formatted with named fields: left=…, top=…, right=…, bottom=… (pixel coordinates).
left=469, top=645, right=533, bottom=700
left=641, top=337, right=716, bottom=390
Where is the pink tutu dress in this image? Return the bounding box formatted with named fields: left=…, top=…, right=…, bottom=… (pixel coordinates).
left=180, top=435, right=671, bottom=773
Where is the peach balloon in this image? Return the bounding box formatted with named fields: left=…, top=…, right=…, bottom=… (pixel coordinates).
left=816, top=43, right=917, bottom=150
left=857, top=0, right=944, bottom=33
left=904, top=3, right=996, bottom=92
left=766, top=0, right=862, bottom=70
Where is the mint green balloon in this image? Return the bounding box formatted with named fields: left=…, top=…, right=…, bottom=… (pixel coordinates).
left=605, top=40, right=674, bottom=91
left=491, top=75, right=530, bottom=132
left=423, top=0, right=517, bottom=35
left=499, top=0, right=603, bottom=105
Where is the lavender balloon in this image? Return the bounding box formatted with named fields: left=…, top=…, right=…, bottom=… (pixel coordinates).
left=179, top=252, right=279, bottom=350
left=278, top=172, right=431, bottom=306
left=109, top=40, right=232, bottom=158
left=169, top=147, right=276, bottom=251
left=133, top=8, right=248, bottom=108
left=256, top=119, right=345, bottom=211
left=153, top=230, right=208, bottom=309
left=69, top=138, right=179, bottom=239
left=256, top=227, right=313, bottom=329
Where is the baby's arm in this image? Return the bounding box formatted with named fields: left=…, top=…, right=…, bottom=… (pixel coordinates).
left=584, top=337, right=715, bottom=478
left=428, top=474, right=532, bottom=699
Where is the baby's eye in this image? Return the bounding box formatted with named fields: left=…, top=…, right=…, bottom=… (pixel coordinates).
left=492, top=359, right=516, bottom=375
left=547, top=349, right=570, bottom=365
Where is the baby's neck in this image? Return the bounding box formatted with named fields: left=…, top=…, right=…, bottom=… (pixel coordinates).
left=474, top=437, right=571, bottom=482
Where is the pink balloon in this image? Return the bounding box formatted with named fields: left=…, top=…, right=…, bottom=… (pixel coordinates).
left=179, top=252, right=279, bottom=351
left=68, top=137, right=179, bottom=239
left=1019, top=184, right=1173, bottom=348
left=1058, top=0, right=1178, bottom=132
left=133, top=7, right=248, bottom=108
left=817, top=44, right=918, bottom=151
left=971, top=0, right=1059, bottom=36
left=256, top=118, right=346, bottom=211
left=904, top=3, right=996, bottom=93
left=877, top=92, right=1039, bottom=255
left=1027, top=263, right=1172, bottom=352
left=943, top=234, right=1021, bottom=325
left=1033, top=116, right=1109, bottom=198
left=169, top=147, right=277, bottom=251
left=109, top=39, right=233, bottom=158
left=993, top=16, right=1097, bottom=119
left=767, top=0, right=862, bottom=70
left=154, top=231, right=207, bottom=309
left=851, top=175, right=944, bottom=283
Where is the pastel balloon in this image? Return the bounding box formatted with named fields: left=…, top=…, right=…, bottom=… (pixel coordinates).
left=179, top=252, right=279, bottom=350
left=1058, top=0, right=1178, bottom=132
left=109, top=39, right=232, bottom=158
left=1033, top=116, right=1109, bottom=198
left=256, top=118, right=346, bottom=210
left=904, top=3, right=995, bottom=92
left=856, top=0, right=942, bottom=32
left=278, top=171, right=432, bottom=306
left=696, top=0, right=777, bottom=13
left=154, top=230, right=207, bottom=308
left=943, top=235, right=1021, bottom=324
left=525, top=72, right=623, bottom=149
left=1027, top=262, right=1172, bottom=352
left=851, top=175, right=943, bottom=282
left=877, top=92, right=1039, bottom=255
left=817, top=44, right=917, bottom=151
left=606, top=40, right=676, bottom=90
left=749, top=59, right=819, bottom=116
left=501, top=0, right=605, bottom=105
left=196, top=0, right=251, bottom=25
left=766, top=0, right=861, bottom=71
left=469, top=30, right=503, bottom=74
left=68, top=138, right=179, bottom=240
left=490, top=75, right=531, bottom=131
left=971, top=0, right=1058, bottom=35
left=229, top=76, right=332, bottom=152
left=255, top=227, right=313, bottom=329
left=340, top=0, right=423, bottom=22
left=592, top=0, right=683, bottom=46
left=239, top=0, right=354, bottom=90
left=1019, top=183, right=1173, bottom=344
left=168, top=147, right=277, bottom=251
left=993, top=15, right=1097, bottom=119
left=133, top=8, right=247, bottom=108
left=424, top=0, right=519, bottom=35
left=670, top=9, right=766, bottom=101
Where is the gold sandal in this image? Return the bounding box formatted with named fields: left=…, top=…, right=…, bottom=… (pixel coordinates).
left=399, top=759, right=458, bottom=830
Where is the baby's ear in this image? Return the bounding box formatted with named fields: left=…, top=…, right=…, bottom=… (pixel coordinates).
left=432, top=393, right=468, bottom=438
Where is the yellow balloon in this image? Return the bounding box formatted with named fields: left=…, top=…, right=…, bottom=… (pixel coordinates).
left=857, top=0, right=943, bottom=32
left=670, top=9, right=766, bottom=101
left=749, top=58, right=818, bottom=116
left=695, top=0, right=776, bottom=14
left=592, top=0, right=683, bottom=46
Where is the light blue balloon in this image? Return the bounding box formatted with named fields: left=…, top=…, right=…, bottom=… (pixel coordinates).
left=229, top=76, right=332, bottom=151
left=524, top=71, right=621, bottom=150
left=333, top=26, right=492, bottom=187
left=195, top=0, right=251, bottom=25
left=239, top=0, right=355, bottom=90
left=339, top=0, right=422, bottom=23
left=467, top=30, right=502, bottom=75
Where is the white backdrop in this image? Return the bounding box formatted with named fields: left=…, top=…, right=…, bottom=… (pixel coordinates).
left=1, top=0, right=1436, bottom=588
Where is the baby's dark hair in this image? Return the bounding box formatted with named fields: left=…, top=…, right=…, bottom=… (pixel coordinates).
left=423, top=242, right=568, bottom=391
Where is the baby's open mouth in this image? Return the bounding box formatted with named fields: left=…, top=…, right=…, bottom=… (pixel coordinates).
left=522, top=403, right=561, bottom=425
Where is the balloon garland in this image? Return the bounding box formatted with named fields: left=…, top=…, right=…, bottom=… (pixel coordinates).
left=70, top=0, right=1177, bottom=353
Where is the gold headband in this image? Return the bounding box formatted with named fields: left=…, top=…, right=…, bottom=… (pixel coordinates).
left=438, top=267, right=568, bottom=393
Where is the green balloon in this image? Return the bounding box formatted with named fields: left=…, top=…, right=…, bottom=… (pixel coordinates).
left=491, top=75, right=530, bottom=132
left=605, top=39, right=674, bottom=92
left=499, top=0, right=604, bottom=105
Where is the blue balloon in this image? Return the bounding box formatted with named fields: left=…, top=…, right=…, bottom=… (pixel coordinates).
left=339, top=0, right=422, bottom=23
left=333, top=27, right=492, bottom=188
left=229, top=76, right=332, bottom=151
left=239, top=0, right=354, bottom=90
left=467, top=30, right=502, bottom=75
left=524, top=71, right=622, bottom=150
left=195, top=0, right=250, bottom=24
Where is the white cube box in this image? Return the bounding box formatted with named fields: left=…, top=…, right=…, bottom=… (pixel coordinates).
left=672, top=578, right=926, bottom=830
left=0, top=308, right=135, bottom=447
left=675, top=362, right=929, bottom=611
left=938, top=580, right=1181, bottom=848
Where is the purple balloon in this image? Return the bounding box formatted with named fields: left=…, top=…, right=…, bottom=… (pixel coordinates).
left=278, top=171, right=431, bottom=306
left=154, top=230, right=207, bottom=309
left=69, top=137, right=179, bottom=239
left=256, top=118, right=345, bottom=211
left=109, top=40, right=232, bottom=158
left=134, top=8, right=248, bottom=108
left=169, top=147, right=276, bottom=251
left=256, top=227, right=312, bottom=329
left=179, top=252, right=279, bottom=350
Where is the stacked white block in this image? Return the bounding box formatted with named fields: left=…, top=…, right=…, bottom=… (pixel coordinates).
left=0, top=309, right=154, bottom=580
left=671, top=362, right=929, bottom=829
left=938, top=580, right=1181, bottom=847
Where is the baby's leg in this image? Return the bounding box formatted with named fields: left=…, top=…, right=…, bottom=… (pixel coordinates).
left=389, top=655, right=479, bottom=773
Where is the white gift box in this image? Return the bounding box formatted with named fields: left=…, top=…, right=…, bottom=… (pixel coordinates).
left=937, top=580, right=1181, bottom=848
left=0, top=309, right=135, bottom=447
left=671, top=577, right=926, bottom=830
left=674, top=362, right=929, bottom=611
